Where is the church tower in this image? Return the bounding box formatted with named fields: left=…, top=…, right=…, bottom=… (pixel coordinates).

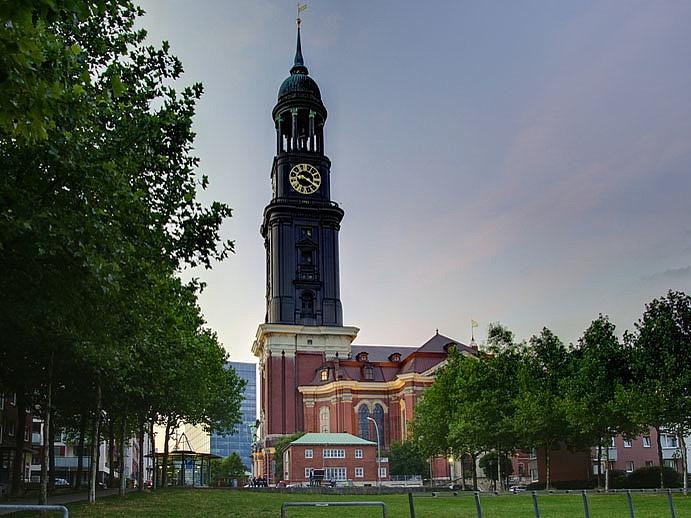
left=253, top=22, right=359, bottom=445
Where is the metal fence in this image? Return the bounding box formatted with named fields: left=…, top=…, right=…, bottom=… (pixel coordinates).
left=0, top=505, right=69, bottom=517
left=409, top=488, right=683, bottom=518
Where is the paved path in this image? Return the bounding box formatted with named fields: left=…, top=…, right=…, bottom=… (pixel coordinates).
left=0, top=488, right=135, bottom=515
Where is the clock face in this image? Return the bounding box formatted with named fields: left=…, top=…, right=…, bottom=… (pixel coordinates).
left=289, top=163, right=321, bottom=195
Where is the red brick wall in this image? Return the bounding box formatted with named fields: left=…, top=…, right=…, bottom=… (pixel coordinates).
left=284, top=443, right=388, bottom=484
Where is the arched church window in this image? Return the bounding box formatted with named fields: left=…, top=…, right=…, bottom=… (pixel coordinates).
left=319, top=406, right=330, bottom=433
left=300, top=291, right=315, bottom=317
left=400, top=400, right=407, bottom=439
left=358, top=405, right=370, bottom=440
left=373, top=404, right=385, bottom=447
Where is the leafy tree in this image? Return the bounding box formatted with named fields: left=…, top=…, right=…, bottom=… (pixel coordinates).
left=273, top=432, right=305, bottom=482
left=211, top=452, right=248, bottom=486
left=624, top=291, right=691, bottom=490
left=389, top=441, right=428, bottom=477
left=478, top=452, right=513, bottom=488
left=514, top=328, right=571, bottom=490
left=564, top=315, right=637, bottom=490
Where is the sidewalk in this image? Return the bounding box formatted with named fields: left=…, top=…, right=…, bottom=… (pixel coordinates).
left=0, top=488, right=135, bottom=515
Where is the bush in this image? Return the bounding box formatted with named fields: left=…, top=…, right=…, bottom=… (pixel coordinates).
left=625, top=467, right=681, bottom=489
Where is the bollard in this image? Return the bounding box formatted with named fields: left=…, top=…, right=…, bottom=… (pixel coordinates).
left=408, top=491, right=416, bottom=518
left=582, top=490, right=590, bottom=518
left=667, top=489, right=676, bottom=518
left=473, top=491, right=483, bottom=518
left=626, top=489, right=635, bottom=518
left=532, top=491, right=541, bottom=518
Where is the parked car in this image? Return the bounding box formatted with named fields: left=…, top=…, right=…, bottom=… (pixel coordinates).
left=510, top=485, right=527, bottom=493
left=54, top=478, right=70, bottom=488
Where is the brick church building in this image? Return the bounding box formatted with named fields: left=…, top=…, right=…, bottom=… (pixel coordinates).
left=251, top=21, right=477, bottom=482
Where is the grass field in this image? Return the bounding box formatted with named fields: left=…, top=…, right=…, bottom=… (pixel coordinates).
left=13, top=488, right=691, bottom=517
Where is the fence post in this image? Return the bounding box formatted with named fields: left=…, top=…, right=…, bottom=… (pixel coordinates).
left=474, top=491, right=483, bottom=518
left=626, top=490, right=635, bottom=518
left=532, top=491, right=541, bottom=518
left=582, top=490, right=590, bottom=518
left=667, top=489, right=676, bottom=518
left=408, top=491, right=416, bottom=518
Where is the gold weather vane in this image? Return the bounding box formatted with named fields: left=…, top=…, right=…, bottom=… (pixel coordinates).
left=297, top=3, right=308, bottom=26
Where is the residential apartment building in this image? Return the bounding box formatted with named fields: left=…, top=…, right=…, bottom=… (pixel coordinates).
left=0, top=392, right=33, bottom=494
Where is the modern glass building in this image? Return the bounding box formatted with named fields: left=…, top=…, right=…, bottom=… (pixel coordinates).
left=210, top=362, right=257, bottom=471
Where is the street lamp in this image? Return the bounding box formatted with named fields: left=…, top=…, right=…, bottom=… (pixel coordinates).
left=366, top=416, right=381, bottom=487
left=448, top=455, right=454, bottom=487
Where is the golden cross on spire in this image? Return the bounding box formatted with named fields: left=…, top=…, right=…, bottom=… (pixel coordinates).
left=297, top=3, right=307, bottom=26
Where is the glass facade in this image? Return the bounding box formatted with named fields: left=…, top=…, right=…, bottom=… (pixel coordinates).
left=210, top=362, right=257, bottom=472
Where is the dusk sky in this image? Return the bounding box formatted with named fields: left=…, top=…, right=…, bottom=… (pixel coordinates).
left=140, top=1, right=691, bottom=363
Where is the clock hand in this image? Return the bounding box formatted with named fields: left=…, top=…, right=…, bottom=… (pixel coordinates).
left=298, top=174, right=318, bottom=187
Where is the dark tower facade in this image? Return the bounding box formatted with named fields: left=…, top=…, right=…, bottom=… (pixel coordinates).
left=262, top=25, right=344, bottom=327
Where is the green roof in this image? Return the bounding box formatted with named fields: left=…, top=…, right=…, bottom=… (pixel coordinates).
left=290, top=433, right=376, bottom=446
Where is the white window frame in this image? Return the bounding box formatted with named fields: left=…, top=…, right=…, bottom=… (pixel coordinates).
left=323, top=448, right=345, bottom=459
left=643, top=436, right=651, bottom=448
left=355, top=467, right=364, bottom=478
left=7, top=420, right=15, bottom=437
left=355, top=449, right=363, bottom=459
left=10, top=393, right=16, bottom=406
left=626, top=461, right=634, bottom=473
left=305, top=467, right=313, bottom=479
left=661, top=434, right=678, bottom=449
left=623, top=439, right=632, bottom=448
left=305, top=448, right=313, bottom=459
left=378, top=466, right=387, bottom=478
left=324, top=467, right=347, bottom=481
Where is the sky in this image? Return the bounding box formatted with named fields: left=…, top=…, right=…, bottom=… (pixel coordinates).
left=139, top=1, right=691, bottom=363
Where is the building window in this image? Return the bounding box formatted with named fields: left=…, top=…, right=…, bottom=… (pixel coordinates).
left=664, top=459, right=676, bottom=469
left=378, top=467, right=387, bottom=478
left=518, top=463, right=525, bottom=476
left=305, top=449, right=313, bottom=459
left=530, top=468, right=539, bottom=482
left=320, top=369, right=328, bottom=381
left=319, top=407, right=330, bottom=433
left=355, top=467, right=364, bottom=478
left=400, top=400, right=407, bottom=439
left=626, top=461, right=634, bottom=473
left=373, top=404, right=385, bottom=446
left=609, top=437, right=616, bottom=447
left=0, top=394, right=4, bottom=410
left=363, top=365, right=374, bottom=380
left=24, top=425, right=29, bottom=442
left=643, top=436, right=651, bottom=448
left=300, top=291, right=315, bottom=317
left=7, top=420, right=15, bottom=437
left=305, top=467, right=313, bottom=479
left=325, top=467, right=347, bottom=481
left=661, top=434, right=678, bottom=449
left=645, top=461, right=654, bottom=467
left=358, top=405, right=370, bottom=440
left=323, top=449, right=345, bottom=459
left=355, top=449, right=363, bottom=459
left=623, top=439, right=632, bottom=448
left=10, top=393, right=16, bottom=406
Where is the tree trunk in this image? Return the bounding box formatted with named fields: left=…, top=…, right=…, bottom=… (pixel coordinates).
left=108, top=418, right=115, bottom=488
left=545, top=447, right=551, bottom=490
left=150, top=420, right=157, bottom=490
left=679, top=434, right=687, bottom=496
left=75, top=414, right=86, bottom=489
left=119, top=416, right=126, bottom=497
left=137, top=416, right=145, bottom=492
left=605, top=440, right=610, bottom=491
left=596, top=441, right=602, bottom=489
left=48, top=412, right=56, bottom=495
left=39, top=355, right=53, bottom=505
left=471, top=452, right=478, bottom=491
left=10, top=390, right=26, bottom=497
left=655, top=426, right=665, bottom=489
left=162, top=418, right=172, bottom=487
left=460, top=453, right=466, bottom=490
left=88, top=383, right=102, bottom=504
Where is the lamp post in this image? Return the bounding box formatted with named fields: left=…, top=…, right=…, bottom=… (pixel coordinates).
left=367, top=416, right=381, bottom=487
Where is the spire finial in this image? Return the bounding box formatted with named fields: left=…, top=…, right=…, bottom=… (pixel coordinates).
left=291, top=4, right=309, bottom=75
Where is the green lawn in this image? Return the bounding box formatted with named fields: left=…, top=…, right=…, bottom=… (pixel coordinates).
left=15, top=489, right=691, bottom=517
